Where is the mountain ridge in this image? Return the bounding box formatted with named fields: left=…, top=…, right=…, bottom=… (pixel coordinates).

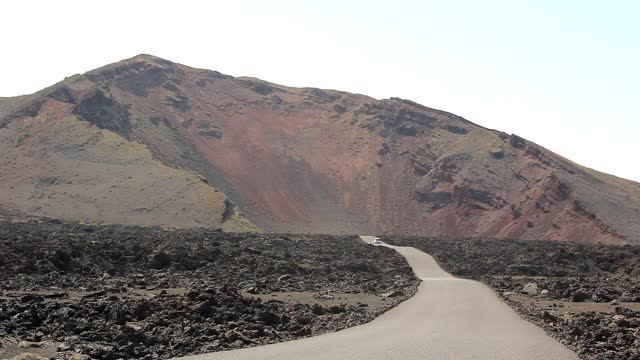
left=1, top=54, right=638, bottom=243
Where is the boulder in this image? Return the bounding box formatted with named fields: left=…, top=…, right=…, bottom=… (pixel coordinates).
left=521, top=283, right=538, bottom=296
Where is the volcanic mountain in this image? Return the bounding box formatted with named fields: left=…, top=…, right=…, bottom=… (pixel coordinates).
left=1, top=54, right=639, bottom=243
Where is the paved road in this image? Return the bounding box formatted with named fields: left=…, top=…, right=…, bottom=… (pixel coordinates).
left=177, top=236, right=579, bottom=360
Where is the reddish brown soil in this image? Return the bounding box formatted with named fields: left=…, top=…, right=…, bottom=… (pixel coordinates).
left=1, top=54, right=639, bottom=243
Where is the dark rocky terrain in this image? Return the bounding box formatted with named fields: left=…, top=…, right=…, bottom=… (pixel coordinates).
left=0, top=220, right=418, bottom=359
left=385, top=236, right=640, bottom=359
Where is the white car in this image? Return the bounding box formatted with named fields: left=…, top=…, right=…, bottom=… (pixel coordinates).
left=372, top=238, right=382, bottom=245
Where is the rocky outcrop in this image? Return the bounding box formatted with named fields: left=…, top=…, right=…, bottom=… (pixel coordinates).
left=73, top=90, right=132, bottom=138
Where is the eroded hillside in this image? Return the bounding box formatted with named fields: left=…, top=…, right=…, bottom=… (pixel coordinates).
left=1, top=55, right=638, bottom=242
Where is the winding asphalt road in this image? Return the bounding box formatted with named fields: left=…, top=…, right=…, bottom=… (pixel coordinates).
left=177, top=236, right=579, bottom=360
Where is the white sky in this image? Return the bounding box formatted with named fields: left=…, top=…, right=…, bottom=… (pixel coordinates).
left=2, top=0, right=639, bottom=182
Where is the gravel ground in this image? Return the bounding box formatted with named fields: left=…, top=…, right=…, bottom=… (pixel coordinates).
left=0, top=220, right=418, bottom=359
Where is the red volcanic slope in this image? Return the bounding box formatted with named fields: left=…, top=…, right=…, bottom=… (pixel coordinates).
left=1, top=55, right=638, bottom=243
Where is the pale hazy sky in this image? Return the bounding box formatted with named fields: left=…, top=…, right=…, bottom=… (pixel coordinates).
left=2, top=0, right=638, bottom=182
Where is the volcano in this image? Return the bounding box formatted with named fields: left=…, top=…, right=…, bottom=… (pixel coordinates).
left=1, top=54, right=638, bottom=243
